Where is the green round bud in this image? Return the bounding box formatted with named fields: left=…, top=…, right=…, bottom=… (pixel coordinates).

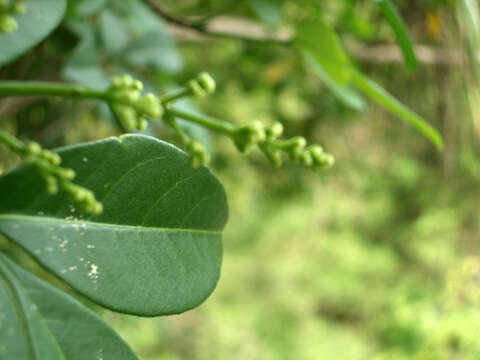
left=232, top=121, right=266, bottom=154
left=266, top=122, right=283, bottom=139
left=137, top=118, right=148, bottom=131
left=40, top=149, right=61, bottom=166
left=132, top=80, right=143, bottom=91
left=25, top=141, right=41, bottom=155
left=58, top=168, right=76, bottom=181
left=300, top=151, right=313, bottom=167
left=112, top=105, right=137, bottom=130
left=137, top=93, right=163, bottom=119
left=187, top=79, right=206, bottom=98
left=186, top=140, right=210, bottom=168
left=196, top=72, right=216, bottom=94
left=44, top=175, right=58, bottom=194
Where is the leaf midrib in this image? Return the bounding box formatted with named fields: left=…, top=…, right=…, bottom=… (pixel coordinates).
left=0, top=259, right=38, bottom=360
left=0, top=214, right=222, bottom=235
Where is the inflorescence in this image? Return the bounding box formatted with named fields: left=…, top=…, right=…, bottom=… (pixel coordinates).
left=102, top=72, right=333, bottom=169
left=0, top=0, right=27, bottom=33
left=0, top=131, right=103, bottom=214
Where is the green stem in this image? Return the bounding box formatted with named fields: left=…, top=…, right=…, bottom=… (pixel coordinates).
left=0, top=129, right=24, bottom=154
left=0, top=81, right=111, bottom=102
left=167, top=107, right=236, bottom=135
left=160, top=88, right=190, bottom=105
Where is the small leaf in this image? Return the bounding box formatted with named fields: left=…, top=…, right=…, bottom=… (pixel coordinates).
left=351, top=70, right=443, bottom=150
left=375, top=0, right=418, bottom=71
left=0, top=253, right=138, bottom=360
left=0, top=135, right=228, bottom=316
left=0, top=0, right=67, bottom=66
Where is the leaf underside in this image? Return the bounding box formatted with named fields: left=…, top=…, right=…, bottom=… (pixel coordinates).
left=0, top=253, right=138, bottom=360
left=0, top=135, right=228, bottom=316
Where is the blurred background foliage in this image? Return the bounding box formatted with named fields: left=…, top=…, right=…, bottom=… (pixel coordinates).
left=1, top=0, right=480, bottom=359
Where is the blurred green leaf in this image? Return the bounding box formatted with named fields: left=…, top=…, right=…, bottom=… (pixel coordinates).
left=248, top=0, right=283, bottom=26
left=295, top=21, right=352, bottom=85
left=0, top=253, right=138, bottom=360
left=0, top=135, right=228, bottom=316
left=303, top=51, right=366, bottom=111
left=352, top=70, right=443, bottom=150
left=375, top=0, right=418, bottom=71
left=62, top=22, right=110, bottom=89
left=0, top=0, right=66, bottom=66
left=99, top=10, right=130, bottom=56
left=124, top=31, right=183, bottom=73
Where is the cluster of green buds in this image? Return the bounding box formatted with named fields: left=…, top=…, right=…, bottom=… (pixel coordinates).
left=20, top=141, right=103, bottom=214
left=108, top=75, right=163, bottom=131
left=161, top=72, right=334, bottom=170
left=0, top=0, right=26, bottom=33
left=233, top=120, right=334, bottom=169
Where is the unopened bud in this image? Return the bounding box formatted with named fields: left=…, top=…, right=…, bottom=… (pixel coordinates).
left=266, top=122, right=283, bottom=139
left=137, top=93, right=163, bottom=118
left=0, top=15, right=17, bottom=33
left=196, top=72, right=216, bottom=94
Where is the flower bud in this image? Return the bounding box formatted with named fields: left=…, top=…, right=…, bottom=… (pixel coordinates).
left=187, top=79, right=207, bottom=98
left=232, top=121, right=266, bottom=154
left=137, top=93, right=163, bottom=119
left=12, top=1, right=26, bottom=15
left=58, top=168, right=76, bottom=181
left=186, top=140, right=210, bottom=168
left=25, top=141, right=41, bottom=156
left=196, top=72, right=216, bottom=94
left=43, top=175, right=58, bottom=194
left=266, top=122, right=283, bottom=139
left=300, top=151, right=313, bottom=167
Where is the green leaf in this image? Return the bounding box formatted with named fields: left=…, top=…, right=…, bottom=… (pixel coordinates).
left=248, top=0, right=283, bottom=26
left=0, top=253, right=138, bottom=360
left=124, top=31, right=183, bottom=73
left=302, top=51, right=366, bottom=111
left=0, top=0, right=67, bottom=67
left=295, top=20, right=442, bottom=148
left=0, top=254, right=65, bottom=359
left=0, top=135, right=228, bottom=316
left=99, top=10, right=130, bottom=56
left=375, top=0, right=418, bottom=71
left=295, top=21, right=352, bottom=85
left=62, top=22, right=110, bottom=90
left=351, top=70, right=443, bottom=150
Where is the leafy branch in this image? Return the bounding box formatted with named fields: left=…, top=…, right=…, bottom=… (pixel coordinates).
left=0, top=74, right=334, bottom=169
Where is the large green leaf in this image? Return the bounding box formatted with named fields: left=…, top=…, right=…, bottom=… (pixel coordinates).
left=375, top=0, right=418, bottom=71
left=0, top=253, right=138, bottom=360
left=0, top=135, right=228, bottom=316
left=0, top=0, right=66, bottom=66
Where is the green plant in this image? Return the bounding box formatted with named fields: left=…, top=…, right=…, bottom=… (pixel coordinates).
left=0, top=0, right=445, bottom=358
